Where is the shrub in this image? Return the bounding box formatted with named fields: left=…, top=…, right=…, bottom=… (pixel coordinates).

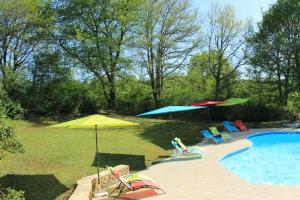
left=0, top=121, right=24, bottom=159
left=0, top=188, right=25, bottom=200
left=0, top=91, right=24, bottom=119
left=2, top=98, right=24, bottom=119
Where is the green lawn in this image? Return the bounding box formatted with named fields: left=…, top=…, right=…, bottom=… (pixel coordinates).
left=0, top=116, right=209, bottom=200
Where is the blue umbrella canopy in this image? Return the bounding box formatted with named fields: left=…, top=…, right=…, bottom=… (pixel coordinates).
left=137, top=106, right=207, bottom=116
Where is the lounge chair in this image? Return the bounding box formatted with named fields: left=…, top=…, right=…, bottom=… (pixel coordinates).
left=283, top=121, right=300, bottom=128
left=234, top=120, right=248, bottom=131
left=171, top=140, right=202, bottom=157
left=108, top=167, right=165, bottom=198
left=171, top=140, right=184, bottom=152
left=107, top=166, right=153, bottom=182
left=209, top=127, right=232, bottom=141
left=223, top=121, right=239, bottom=132
left=200, top=130, right=223, bottom=144
left=174, top=137, right=205, bottom=153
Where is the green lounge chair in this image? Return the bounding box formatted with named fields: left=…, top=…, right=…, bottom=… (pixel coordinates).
left=209, top=127, right=232, bottom=141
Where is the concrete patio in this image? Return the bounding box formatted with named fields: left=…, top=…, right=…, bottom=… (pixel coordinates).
left=141, top=129, right=300, bottom=200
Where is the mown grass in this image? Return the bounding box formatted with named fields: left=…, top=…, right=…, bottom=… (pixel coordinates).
left=0, top=116, right=211, bottom=200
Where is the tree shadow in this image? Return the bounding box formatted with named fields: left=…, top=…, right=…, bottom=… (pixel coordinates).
left=138, top=119, right=262, bottom=150
left=24, top=113, right=81, bottom=127
left=91, top=153, right=146, bottom=171
left=0, top=174, right=69, bottom=200
left=139, top=120, right=208, bottom=151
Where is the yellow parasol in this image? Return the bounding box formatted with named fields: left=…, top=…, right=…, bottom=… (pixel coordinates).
left=48, top=114, right=138, bottom=182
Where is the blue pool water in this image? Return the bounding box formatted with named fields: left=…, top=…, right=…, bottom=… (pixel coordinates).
left=220, top=132, right=300, bottom=185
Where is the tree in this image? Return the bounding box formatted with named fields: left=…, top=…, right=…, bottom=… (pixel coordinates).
left=135, top=0, right=201, bottom=107
left=203, top=3, right=249, bottom=99
left=53, top=0, right=141, bottom=110
left=247, top=0, right=300, bottom=106
left=189, top=52, right=236, bottom=99
left=0, top=0, right=48, bottom=98
left=25, top=50, right=86, bottom=115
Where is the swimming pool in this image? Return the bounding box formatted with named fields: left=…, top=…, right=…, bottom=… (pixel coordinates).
left=220, top=132, right=300, bottom=185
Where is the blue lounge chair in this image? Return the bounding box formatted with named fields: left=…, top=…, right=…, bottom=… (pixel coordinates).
left=223, top=121, right=239, bottom=132
left=200, top=130, right=223, bottom=144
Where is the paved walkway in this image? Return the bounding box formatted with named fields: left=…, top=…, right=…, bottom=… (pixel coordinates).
left=141, top=129, right=300, bottom=200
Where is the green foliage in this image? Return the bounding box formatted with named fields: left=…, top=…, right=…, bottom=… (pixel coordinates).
left=54, top=0, right=143, bottom=109
left=27, top=79, right=89, bottom=115
left=247, top=0, right=300, bottom=106
left=189, top=52, right=237, bottom=99
left=116, top=76, right=153, bottom=113
left=135, top=0, right=200, bottom=107
left=0, top=121, right=24, bottom=160
left=163, top=75, right=203, bottom=105
left=287, top=92, right=300, bottom=115
left=203, top=3, right=247, bottom=99
left=0, top=89, right=24, bottom=120
left=0, top=0, right=50, bottom=97
left=0, top=188, right=25, bottom=200
left=0, top=0, right=298, bottom=122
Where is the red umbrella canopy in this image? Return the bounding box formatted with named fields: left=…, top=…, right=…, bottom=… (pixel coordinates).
left=192, top=100, right=224, bottom=106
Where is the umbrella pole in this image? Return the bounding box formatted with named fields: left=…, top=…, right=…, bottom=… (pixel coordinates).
left=95, top=125, right=100, bottom=183
left=207, top=107, right=212, bottom=125
left=169, top=113, right=174, bottom=138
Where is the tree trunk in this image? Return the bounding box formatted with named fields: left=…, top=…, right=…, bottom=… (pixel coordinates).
left=153, top=91, right=160, bottom=108
left=152, top=79, right=161, bottom=108
left=295, top=51, right=300, bottom=88
left=214, top=64, right=222, bottom=99
left=153, top=55, right=162, bottom=108
left=276, top=71, right=283, bottom=105
left=107, top=75, right=116, bottom=110
left=214, top=77, right=221, bottom=99
left=0, top=66, right=8, bottom=94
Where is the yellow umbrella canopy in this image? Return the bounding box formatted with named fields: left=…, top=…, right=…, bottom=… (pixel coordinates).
left=49, top=114, right=138, bottom=128
left=48, top=114, right=138, bottom=183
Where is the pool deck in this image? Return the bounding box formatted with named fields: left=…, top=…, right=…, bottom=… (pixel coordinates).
left=141, top=128, right=300, bottom=200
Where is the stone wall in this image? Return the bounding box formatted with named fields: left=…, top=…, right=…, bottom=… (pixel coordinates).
left=68, top=165, right=129, bottom=200
left=92, top=165, right=129, bottom=192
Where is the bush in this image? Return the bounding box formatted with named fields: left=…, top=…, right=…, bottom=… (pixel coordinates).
left=0, top=121, right=24, bottom=159
left=0, top=187, right=25, bottom=200
left=288, top=91, right=300, bottom=116
left=2, top=98, right=24, bottom=120
left=0, top=90, right=24, bottom=119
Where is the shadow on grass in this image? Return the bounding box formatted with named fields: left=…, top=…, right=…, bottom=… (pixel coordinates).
left=138, top=120, right=207, bottom=151
left=0, top=174, right=68, bottom=200
left=92, top=153, right=146, bottom=171
left=138, top=119, right=261, bottom=150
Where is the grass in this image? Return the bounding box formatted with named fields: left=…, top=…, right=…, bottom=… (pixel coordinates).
left=0, top=116, right=210, bottom=200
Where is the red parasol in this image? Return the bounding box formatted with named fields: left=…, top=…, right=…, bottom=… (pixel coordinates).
left=192, top=101, right=224, bottom=106
left=192, top=100, right=224, bottom=124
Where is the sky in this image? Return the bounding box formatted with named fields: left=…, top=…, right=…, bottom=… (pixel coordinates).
left=192, top=0, right=277, bottom=23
